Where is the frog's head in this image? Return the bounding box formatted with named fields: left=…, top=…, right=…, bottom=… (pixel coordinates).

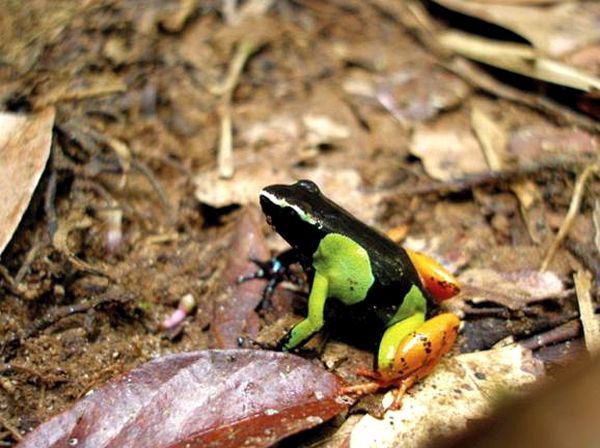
left=259, top=180, right=324, bottom=253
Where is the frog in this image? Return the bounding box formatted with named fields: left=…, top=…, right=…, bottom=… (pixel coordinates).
left=244, top=179, right=460, bottom=409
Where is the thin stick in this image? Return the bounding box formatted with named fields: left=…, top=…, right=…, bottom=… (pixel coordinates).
left=541, top=165, right=598, bottom=271
left=14, top=240, right=42, bottom=284
left=44, top=144, right=59, bottom=238
left=130, top=159, right=175, bottom=223
left=210, top=39, right=257, bottom=179
left=574, top=270, right=600, bottom=355
left=386, top=158, right=589, bottom=198
left=593, top=199, right=600, bottom=254
left=209, top=39, right=257, bottom=97
left=0, top=415, right=22, bottom=442
left=217, top=102, right=234, bottom=179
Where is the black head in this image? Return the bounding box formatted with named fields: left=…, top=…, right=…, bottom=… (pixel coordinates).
left=259, top=180, right=325, bottom=254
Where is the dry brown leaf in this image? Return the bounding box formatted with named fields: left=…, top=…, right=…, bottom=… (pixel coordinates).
left=433, top=0, right=600, bottom=57
left=346, top=344, right=543, bottom=448
left=410, top=116, right=488, bottom=181
left=470, top=106, right=549, bottom=243
left=303, top=114, right=351, bottom=146
left=194, top=164, right=382, bottom=224
left=470, top=105, right=508, bottom=171
left=508, top=125, right=597, bottom=161
left=0, top=107, right=55, bottom=258
left=439, top=31, right=600, bottom=92
left=460, top=268, right=565, bottom=309
left=375, top=66, right=471, bottom=123
left=574, top=270, right=600, bottom=355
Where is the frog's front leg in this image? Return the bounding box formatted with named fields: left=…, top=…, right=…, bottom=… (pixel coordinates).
left=284, top=233, right=374, bottom=350
left=342, top=312, right=460, bottom=410
left=283, top=271, right=329, bottom=350
left=238, top=249, right=303, bottom=307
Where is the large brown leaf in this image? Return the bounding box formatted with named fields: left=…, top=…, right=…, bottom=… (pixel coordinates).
left=18, top=349, right=346, bottom=448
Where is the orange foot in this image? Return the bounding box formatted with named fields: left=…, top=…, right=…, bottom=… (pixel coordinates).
left=340, top=313, right=460, bottom=410
left=340, top=370, right=418, bottom=410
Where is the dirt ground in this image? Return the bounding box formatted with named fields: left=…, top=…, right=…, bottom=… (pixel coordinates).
left=0, top=1, right=599, bottom=446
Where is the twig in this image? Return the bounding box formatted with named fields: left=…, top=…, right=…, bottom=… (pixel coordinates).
left=73, top=178, right=118, bottom=208
left=209, top=39, right=257, bottom=179
left=449, top=58, right=600, bottom=133
left=519, top=319, right=582, bottom=351
left=209, top=40, right=257, bottom=96
left=51, top=211, right=110, bottom=277
left=593, top=199, right=600, bottom=254
left=0, top=415, right=21, bottom=442
left=1, top=294, right=132, bottom=359
left=222, top=0, right=238, bottom=24
left=0, top=266, right=19, bottom=295
left=130, top=159, right=175, bottom=223
left=44, top=143, right=58, bottom=239
left=386, top=158, right=590, bottom=198
left=1, top=363, right=64, bottom=386
left=565, top=237, right=600, bottom=284
left=14, top=240, right=42, bottom=284
left=33, top=78, right=126, bottom=109
left=218, top=102, right=234, bottom=179
left=574, top=270, right=600, bottom=355
left=541, top=165, right=598, bottom=271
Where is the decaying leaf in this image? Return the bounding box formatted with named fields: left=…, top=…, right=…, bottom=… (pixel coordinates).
left=195, top=164, right=381, bottom=225
left=303, top=113, right=351, bottom=146
left=574, top=269, right=600, bottom=355
left=439, top=31, right=600, bottom=93
left=209, top=207, right=270, bottom=348
left=376, top=66, right=470, bottom=123
left=346, top=344, right=543, bottom=448
left=432, top=0, right=600, bottom=57
left=410, top=116, right=488, bottom=181
left=194, top=164, right=287, bottom=208
left=508, top=125, right=597, bottom=163
left=470, top=106, right=549, bottom=244
left=0, top=107, right=55, bottom=258
left=460, top=268, right=565, bottom=310
left=18, top=350, right=346, bottom=448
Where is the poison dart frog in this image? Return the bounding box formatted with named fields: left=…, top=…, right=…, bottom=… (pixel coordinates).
left=243, top=180, right=460, bottom=409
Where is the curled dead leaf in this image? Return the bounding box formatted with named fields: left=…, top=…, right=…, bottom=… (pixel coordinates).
left=0, top=107, right=55, bottom=258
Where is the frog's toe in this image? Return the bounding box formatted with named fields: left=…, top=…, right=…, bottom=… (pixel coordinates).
left=341, top=372, right=418, bottom=411
left=339, top=381, right=382, bottom=397
left=355, top=367, right=381, bottom=380
left=388, top=375, right=417, bottom=410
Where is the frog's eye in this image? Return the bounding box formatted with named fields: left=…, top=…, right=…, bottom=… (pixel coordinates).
left=284, top=206, right=299, bottom=219
left=296, top=179, right=320, bottom=194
